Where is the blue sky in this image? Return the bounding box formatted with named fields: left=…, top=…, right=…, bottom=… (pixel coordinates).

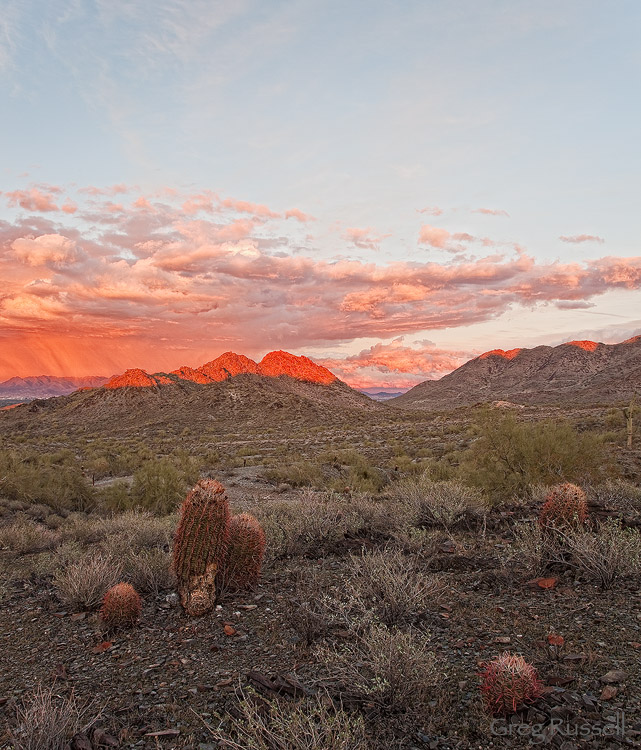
left=1, top=1, right=640, bottom=385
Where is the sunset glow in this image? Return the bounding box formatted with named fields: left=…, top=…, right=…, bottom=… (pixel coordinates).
left=1, top=2, right=640, bottom=388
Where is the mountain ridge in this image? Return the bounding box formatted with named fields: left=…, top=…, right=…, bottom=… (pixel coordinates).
left=392, top=336, right=641, bottom=409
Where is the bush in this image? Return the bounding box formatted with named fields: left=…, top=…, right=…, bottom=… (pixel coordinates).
left=390, top=475, right=487, bottom=529
left=0, top=520, right=61, bottom=555
left=560, top=520, right=641, bottom=589
left=265, top=460, right=323, bottom=488
left=122, top=548, right=174, bottom=594
left=53, top=555, right=123, bottom=610
left=132, top=457, right=199, bottom=514
left=340, top=548, right=443, bottom=627
left=459, top=411, right=611, bottom=501
left=317, top=624, right=437, bottom=713
left=214, top=692, right=369, bottom=750
left=501, top=522, right=559, bottom=578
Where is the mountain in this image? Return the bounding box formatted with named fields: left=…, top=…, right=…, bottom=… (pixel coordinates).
left=392, top=336, right=641, bottom=410
left=359, top=389, right=409, bottom=402
left=0, top=351, right=378, bottom=437
left=0, top=375, right=109, bottom=400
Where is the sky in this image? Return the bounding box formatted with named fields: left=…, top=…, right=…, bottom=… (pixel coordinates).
left=1, top=0, right=640, bottom=388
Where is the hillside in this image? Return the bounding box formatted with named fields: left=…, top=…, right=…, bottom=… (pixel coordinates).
left=0, top=375, right=109, bottom=400
left=392, top=336, right=641, bottom=410
left=0, top=353, right=381, bottom=438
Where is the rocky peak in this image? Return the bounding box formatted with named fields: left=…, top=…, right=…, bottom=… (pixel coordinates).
left=259, top=350, right=337, bottom=384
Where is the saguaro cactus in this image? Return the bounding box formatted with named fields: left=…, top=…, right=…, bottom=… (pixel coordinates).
left=220, top=512, right=266, bottom=592
left=172, top=479, right=230, bottom=616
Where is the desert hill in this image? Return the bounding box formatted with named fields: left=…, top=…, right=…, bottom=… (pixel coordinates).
left=0, top=352, right=381, bottom=436
left=392, top=336, right=641, bottom=410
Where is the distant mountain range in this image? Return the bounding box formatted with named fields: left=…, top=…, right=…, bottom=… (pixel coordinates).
left=359, top=389, right=409, bottom=401
left=0, top=375, right=109, bottom=400
left=392, top=336, right=641, bottom=409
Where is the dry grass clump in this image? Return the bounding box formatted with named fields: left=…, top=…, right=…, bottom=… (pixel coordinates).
left=122, top=548, right=175, bottom=594
left=592, top=479, right=641, bottom=516
left=340, top=547, right=443, bottom=627
left=53, top=554, right=123, bottom=610
left=559, top=520, right=641, bottom=589
left=214, top=692, right=369, bottom=750
left=317, top=624, right=437, bottom=713
left=288, top=567, right=337, bottom=645
left=0, top=519, right=61, bottom=555
left=12, top=684, right=95, bottom=750
left=390, top=475, right=487, bottom=530
left=97, top=510, right=175, bottom=552
left=500, top=522, right=560, bottom=578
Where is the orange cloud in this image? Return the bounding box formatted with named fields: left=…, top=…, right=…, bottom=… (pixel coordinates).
left=560, top=234, right=605, bottom=244
left=417, top=206, right=443, bottom=216
left=344, top=227, right=388, bottom=250
left=418, top=224, right=450, bottom=248
left=474, top=208, right=509, bottom=217
left=6, top=188, right=59, bottom=212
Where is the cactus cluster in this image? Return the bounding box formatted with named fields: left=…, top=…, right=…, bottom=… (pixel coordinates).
left=480, top=652, right=543, bottom=715
left=172, top=479, right=265, bottom=615
left=539, top=482, right=588, bottom=529
left=220, top=512, right=266, bottom=592
left=100, top=583, right=141, bottom=628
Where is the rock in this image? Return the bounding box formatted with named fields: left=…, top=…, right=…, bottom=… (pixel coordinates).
left=70, top=734, right=92, bottom=750
left=600, top=670, right=627, bottom=683
left=600, top=685, right=618, bottom=700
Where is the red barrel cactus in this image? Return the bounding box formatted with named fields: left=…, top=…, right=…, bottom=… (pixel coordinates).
left=100, top=583, right=141, bottom=628
left=539, top=482, right=588, bottom=529
left=172, top=479, right=230, bottom=616
left=480, top=652, right=543, bottom=715
left=219, top=512, right=266, bottom=592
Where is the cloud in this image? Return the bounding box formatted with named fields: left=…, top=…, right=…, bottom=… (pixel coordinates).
left=6, top=188, right=60, bottom=212
left=418, top=224, right=451, bottom=248
left=417, top=206, right=443, bottom=216
left=285, top=208, right=315, bottom=222
left=560, top=234, right=605, bottom=244
left=473, top=208, right=509, bottom=217
left=1, top=182, right=640, bottom=381
left=319, top=338, right=469, bottom=388
left=344, top=227, right=388, bottom=250
left=11, top=234, right=81, bottom=267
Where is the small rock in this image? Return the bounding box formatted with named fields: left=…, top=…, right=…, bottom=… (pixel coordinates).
left=600, top=685, right=618, bottom=701
left=600, top=670, right=627, bottom=684
left=70, top=734, right=92, bottom=750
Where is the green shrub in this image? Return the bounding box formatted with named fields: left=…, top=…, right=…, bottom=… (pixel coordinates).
left=132, top=457, right=198, bottom=514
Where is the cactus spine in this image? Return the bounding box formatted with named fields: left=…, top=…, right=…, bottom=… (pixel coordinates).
left=172, top=479, right=230, bottom=616
left=220, top=513, right=266, bottom=592
left=100, top=583, right=141, bottom=628
left=539, top=482, right=588, bottom=529
left=480, top=652, right=543, bottom=715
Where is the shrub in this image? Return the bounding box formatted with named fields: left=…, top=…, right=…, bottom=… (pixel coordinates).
left=390, top=475, right=487, bottom=529
left=132, top=457, right=198, bottom=514
left=214, top=692, right=369, bottom=750
left=219, top=513, right=266, bottom=593
left=539, top=483, right=588, bottom=529
left=0, top=520, right=61, bottom=555
left=100, top=582, right=141, bottom=628
left=172, top=479, right=230, bottom=615
left=122, top=548, right=175, bottom=594
left=480, top=652, right=542, bottom=715
left=288, top=568, right=334, bottom=645
left=12, top=684, right=94, bottom=750
left=265, top=460, right=323, bottom=488
left=53, top=555, right=122, bottom=610
left=500, top=522, right=559, bottom=578
left=560, top=520, right=641, bottom=589
left=317, top=624, right=437, bottom=713
left=459, top=411, right=611, bottom=500
left=341, top=548, right=443, bottom=627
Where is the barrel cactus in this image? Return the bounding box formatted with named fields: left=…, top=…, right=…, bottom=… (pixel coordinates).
left=539, top=482, right=588, bottom=529
left=220, top=513, right=266, bottom=592
left=100, top=583, right=141, bottom=628
left=480, top=652, right=542, bottom=715
left=172, top=479, right=230, bottom=616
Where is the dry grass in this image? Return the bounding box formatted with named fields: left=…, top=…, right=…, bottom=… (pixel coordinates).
left=12, top=684, right=96, bottom=750
left=500, top=521, right=559, bottom=578
left=317, top=623, right=437, bottom=713
left=53, top=554, right=123, bottom=610
left=0, top=519, right=61, bottom=555
left=340, top=547, right=443, bottom=627
left=122, top=547, right=175, bottom=594
left=214, top=691, right=369, bottom=750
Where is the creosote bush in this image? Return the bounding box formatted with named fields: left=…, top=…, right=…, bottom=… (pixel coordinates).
left=480, top=652, right=542, bottom=715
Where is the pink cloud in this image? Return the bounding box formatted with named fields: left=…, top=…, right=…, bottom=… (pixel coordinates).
left=474, top=208, right=509, bottom=217
left=219, top=197, right=279, bottom=218
left=11, top=234, right=81, bottom=267
left=285, top=208, right=315, bottom=222
left=344, top=227, right=388, bottom=250
left=418, top=225, right=451, bottom=248
left=417, top=206, right=443, bottom=216
left=560, top=234, right=605, bottom=244
left=6, top=188, right=59, bottom=212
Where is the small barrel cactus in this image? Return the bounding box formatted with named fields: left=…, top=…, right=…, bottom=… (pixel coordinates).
left=172, top=479, right=230, bottom=616
left=219, top=513, right=266, bottom=592
left=539, top=482, right=588, bottom=528
left=480, top=652, right=542, bottom=715
left=100, top=583, right=141, bottom=628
